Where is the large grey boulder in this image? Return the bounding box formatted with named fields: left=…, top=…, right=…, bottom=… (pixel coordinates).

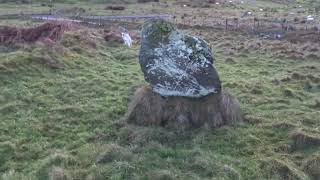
left=139, top=19, right=221, bottom=98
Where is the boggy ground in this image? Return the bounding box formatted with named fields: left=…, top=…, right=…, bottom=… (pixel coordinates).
left=0, top=0, right=320, bottom=180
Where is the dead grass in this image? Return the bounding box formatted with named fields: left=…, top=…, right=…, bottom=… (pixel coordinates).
left=126, top=86, right=243, bottom=128
left=286, top=31, right=320, bottom=44
left=199, top=28, right=320, bottom=61
left=103, top=29, right=123, bottom=44
left=290, top=129, right=320, bottom=149
left=0, top=22, right=70, bottom=45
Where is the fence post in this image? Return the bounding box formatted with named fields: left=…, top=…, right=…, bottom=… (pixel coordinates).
left=225, top=18, right=228, bottom=30
left=253, top=18, right=255, bottom=30
left=236, top=18, right=239, bottom=29
left=202, top=17, right=205, bottom=27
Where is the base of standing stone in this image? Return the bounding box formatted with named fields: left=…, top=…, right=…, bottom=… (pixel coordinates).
left=126, top=86, right=243, bottom=128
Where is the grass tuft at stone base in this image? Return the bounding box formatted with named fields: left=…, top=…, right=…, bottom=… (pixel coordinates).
left=126, top=86, right=243, bottom=128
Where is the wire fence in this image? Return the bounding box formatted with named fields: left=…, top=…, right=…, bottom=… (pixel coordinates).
left=1, top=11, right=320, bottom=40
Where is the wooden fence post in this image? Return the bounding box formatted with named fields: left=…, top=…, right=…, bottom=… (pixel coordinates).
left=236, top=18, right=239, bottom=29
left=225, top=18, right=228, bottom=30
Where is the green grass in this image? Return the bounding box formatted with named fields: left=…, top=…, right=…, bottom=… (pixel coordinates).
left=1, top=1, right=320, bottom=180
left=0, top=27, right=319, bottom=179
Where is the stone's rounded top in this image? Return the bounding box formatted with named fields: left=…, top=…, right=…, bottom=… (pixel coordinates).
left=141, top=19, right=176, bottom=48
left=139, top=20, right=221, bottom=98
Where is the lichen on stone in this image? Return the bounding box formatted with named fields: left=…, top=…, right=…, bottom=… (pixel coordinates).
left=139, top=19, right=221, bottom=98
left=141, top=19, right=176, bottom=48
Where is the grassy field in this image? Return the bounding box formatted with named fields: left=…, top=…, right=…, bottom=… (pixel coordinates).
left=1, top=0, right=320, bottom=180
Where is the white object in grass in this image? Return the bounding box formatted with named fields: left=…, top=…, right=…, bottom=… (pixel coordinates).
left=122, top=32, right=133, bottom=47
left=307, top=15, right=314, bottom=21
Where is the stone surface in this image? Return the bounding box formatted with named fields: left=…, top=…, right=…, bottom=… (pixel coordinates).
left=139, top=19, right=221, bottom=98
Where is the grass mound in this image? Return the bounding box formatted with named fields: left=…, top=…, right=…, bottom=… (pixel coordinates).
left=126, top=86, right=243, bottom=128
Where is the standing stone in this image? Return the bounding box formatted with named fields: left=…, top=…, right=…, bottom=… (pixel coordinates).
left=139, top=19, right=221, bottom=98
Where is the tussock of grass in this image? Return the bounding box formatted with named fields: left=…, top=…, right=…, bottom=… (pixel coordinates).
left=1, top=170, right=35, bottom=180
left=147, top=170, right=176, bottom=180
left=313, top=99, right=320, bottom=109
left=48, top=166, right=70, bottom=180
left=95, top=143, right=133, bottom=164
left=126, top=86, right=242, bottom=128
left=35, top=151, right=78, bottom=180
left=303, top=155, right=320, bottom=180
left=0, top=141, right=16, bottom=171
left=291, top=129, right=320, bottom=150
left=260, top=158, right=308, bottom=180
